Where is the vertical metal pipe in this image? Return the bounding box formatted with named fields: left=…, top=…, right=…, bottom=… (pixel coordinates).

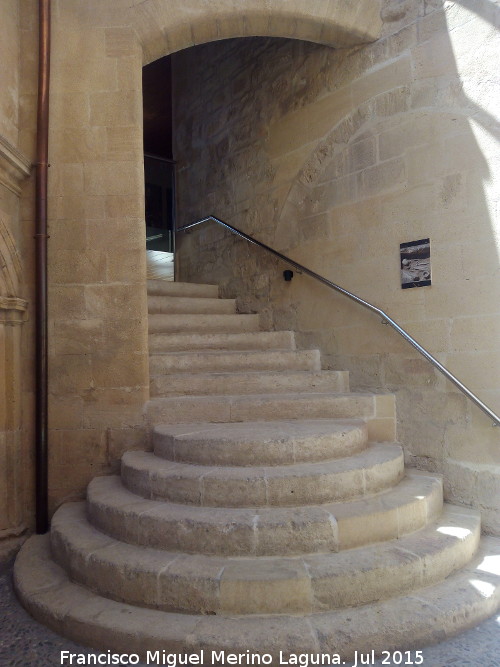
left=35, top=0, right=51, bottom=534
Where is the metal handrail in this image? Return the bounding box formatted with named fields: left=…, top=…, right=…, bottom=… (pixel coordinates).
left=144, top=153, right=177, bottom=164
left=177, top=215, right=500, bottom=427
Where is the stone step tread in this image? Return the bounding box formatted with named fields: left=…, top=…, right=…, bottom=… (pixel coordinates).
left=145, top=392, right=395, bottom=444
left=86, top=472, right=443, bottom=555
left=148, top=330, right=296, bottom=352
left=147, top=280, right=218, bottom=298
left=153, top=419, right=369, bottom=466
left=148, top=313, right=260, bottom=334
left=146, top=391, right=379, bottom=418
left=147, top=390, right=383, bottom=405
left=149, top=348, right=320, bottom=360
left=120, top=443, right=404, bottom=506
left=147, top=295, right=236, bottom=315
left=150, top=348, right=319, bottom=359
left=50, top=502, right=481, bottom=615
left=149, top=370, right=349, bottom=398
left=14, top=534, right=500, bottom=660
left=149, top=348, right=321, bottom=373
left=126, top=442, right=401, bottom=478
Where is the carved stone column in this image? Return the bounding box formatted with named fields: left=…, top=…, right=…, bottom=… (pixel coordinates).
left=0, top=133, right=31, bottom=539
left=0, top=296, right=28, bottom=537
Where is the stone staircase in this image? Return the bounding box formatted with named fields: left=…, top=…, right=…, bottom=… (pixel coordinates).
left=14, top=280, right=500, bottom=661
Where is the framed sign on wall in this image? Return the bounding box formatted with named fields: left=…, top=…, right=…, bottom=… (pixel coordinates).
left=400, top=238, right=431, bottom=289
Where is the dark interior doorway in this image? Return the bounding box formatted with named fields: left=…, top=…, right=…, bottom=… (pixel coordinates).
left=143, top=56, right=175, bottom=256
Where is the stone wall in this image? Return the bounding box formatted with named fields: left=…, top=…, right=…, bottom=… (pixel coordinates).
left=1, top=0, right=498, bottom=531
left=0, top=221, right=28, bottom=539
left=26, top=0, right=386, bottom=514
left=41, top=3, right=150, bottom=512
left=0, top=0, right=32, bottom=538
left=174, top=2, right=500, bottom=532
left=0, top=0, right=20, bottom=148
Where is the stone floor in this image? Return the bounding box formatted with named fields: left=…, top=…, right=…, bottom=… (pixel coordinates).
left=1, top=556, right=499, bottom=667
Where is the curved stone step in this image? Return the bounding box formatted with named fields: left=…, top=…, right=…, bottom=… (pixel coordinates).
left=153, top=419, right=369, bottom=466
left=148, top=330, right=296, bottom=353
left=148, top=313, right=260, bottom=334
left=121, top=444, right=404, bottom=506
left=149, top=349, right=321, bottom=374
left=146, top=392, right=396, bottom=443
left=147, top=280, right=218, bottom=298
left=51, top=502, right=481, bottom=615
left=147, top=295, right=236, bottom=315
left=86, top=472, right=443, bottom=556
left=150, top=369, right=349, bottom=397
left=14, top=534, right=500, bottom=661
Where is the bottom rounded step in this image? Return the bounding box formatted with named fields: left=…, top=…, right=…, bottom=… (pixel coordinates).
left=51, top=501, right=481, bottom=615
left=14, top=534, right=500, bottom=661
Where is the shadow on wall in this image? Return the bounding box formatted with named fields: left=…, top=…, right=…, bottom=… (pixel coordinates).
left=172, top=2, right=500, bottom=529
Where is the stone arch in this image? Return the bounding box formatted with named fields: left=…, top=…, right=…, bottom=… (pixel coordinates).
left=133, top=0, right=383, bottom=65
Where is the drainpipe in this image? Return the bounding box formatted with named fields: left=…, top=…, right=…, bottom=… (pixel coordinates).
left=35, top=0, right=51, bottom=534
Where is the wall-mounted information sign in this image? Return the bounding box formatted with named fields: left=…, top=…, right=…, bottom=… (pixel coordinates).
left=400, top=238, right=431, bottom=289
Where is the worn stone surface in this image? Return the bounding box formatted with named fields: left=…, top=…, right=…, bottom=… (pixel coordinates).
left=7, top=270, right=500, bottom=658
left=150, top=369, right=349, bottom=398
left=3, top=556, right=500, bottom=665
left=85, top=469, right=443, bottom=557
left=0, top=0, right=498, bottom=572
left=146, top=391, right=394, bottom=442
left=173, top=3, right=500, bottom=530
left=121, top=444, right=404, bottom=506
left=149, top=348, right=321, bottom=375
left=49, top=499, right=481, bottom=616
left=10, top=533, right=500, bottom=662
left=153, top=419, right=368, bottom=466
left=148, top=329, right=296, bottom=354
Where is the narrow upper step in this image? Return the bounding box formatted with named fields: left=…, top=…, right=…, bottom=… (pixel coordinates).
left=50, top=502, right=481, bottom=615
left=149, top=348, right=321, bottom=374
left=148, top=313, right=260, bottom=334
left=153, top=419, right=369, bottom=466
left=147, top=280, right=218, bottom=298
left=150, top=369, right=349, bottom=397
left=86, top=472, right=443, bottom=556
left=121, top=443, right=404, bottom=506
left=16, top=533, right=500, bottom=660
left=147, top=295, right=236, bottom=315
left=148, top=330, right=296, bottom=353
